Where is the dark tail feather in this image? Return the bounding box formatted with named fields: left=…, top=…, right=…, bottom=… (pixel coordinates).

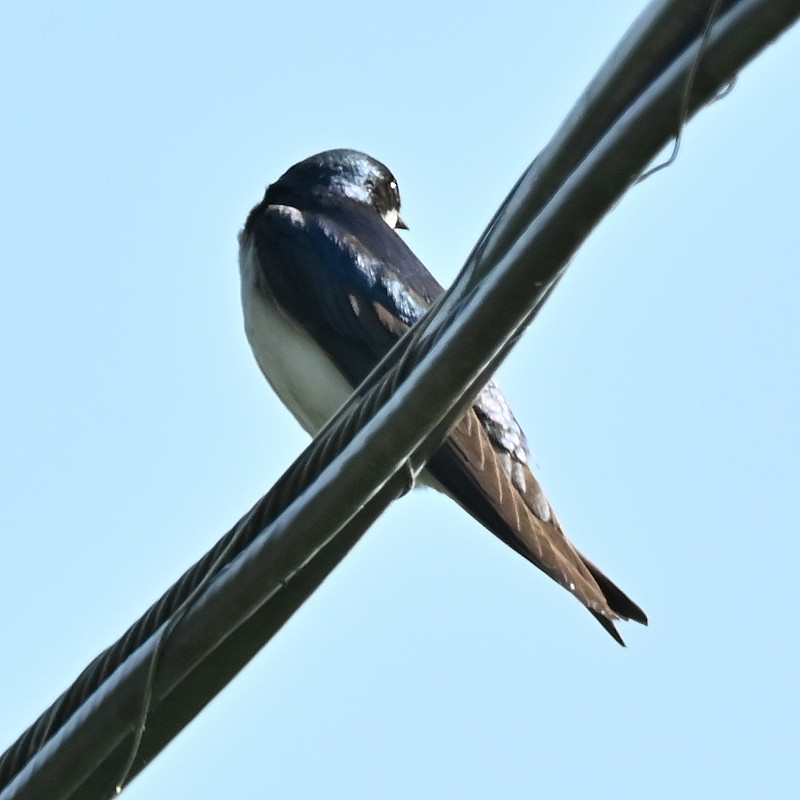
left=592, top=611, right=627, bottom=646
left=582, top=557, right=648, bottom=625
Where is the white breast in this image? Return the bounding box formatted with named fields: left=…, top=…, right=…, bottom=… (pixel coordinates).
left=238, top=235, right=355, bottom=436
left=239, top=231, right=443, bottom=495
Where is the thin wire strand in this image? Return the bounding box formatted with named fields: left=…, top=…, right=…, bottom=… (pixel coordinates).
left=636, top=0, right=726, bottom=183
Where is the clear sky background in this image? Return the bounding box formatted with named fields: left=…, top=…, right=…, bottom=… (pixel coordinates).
left=1, top=2, right=798, bottom=798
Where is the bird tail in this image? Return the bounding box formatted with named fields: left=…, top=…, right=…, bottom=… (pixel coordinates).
left=428, top=408, right=647, bottom=645
left=581, top=557, right=648, bottom=645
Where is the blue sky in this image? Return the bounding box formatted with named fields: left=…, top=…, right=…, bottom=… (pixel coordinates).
left=1, top=2, right=798, bottom=798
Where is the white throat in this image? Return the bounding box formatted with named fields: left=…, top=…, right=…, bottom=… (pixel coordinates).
left=381, top=208, right=400, bottom=229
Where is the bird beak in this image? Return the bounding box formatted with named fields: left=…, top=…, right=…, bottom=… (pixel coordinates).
left=395, top=215, right=409, bottom=230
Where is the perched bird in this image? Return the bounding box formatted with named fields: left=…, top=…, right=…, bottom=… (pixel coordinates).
left=239, top=149, right=647, bottom=644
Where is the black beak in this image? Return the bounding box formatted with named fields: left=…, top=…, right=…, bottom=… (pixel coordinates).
left=396, top=215, right=409, bottom=230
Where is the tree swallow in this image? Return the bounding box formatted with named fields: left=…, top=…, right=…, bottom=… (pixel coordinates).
left=238, top=149, right=647, bottom=644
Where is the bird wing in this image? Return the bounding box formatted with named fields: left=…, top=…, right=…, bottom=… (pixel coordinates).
left=244, top=202, right=646, bottom=642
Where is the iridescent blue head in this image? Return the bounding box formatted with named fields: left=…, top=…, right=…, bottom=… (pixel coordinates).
left=264, top=149, right=408, bottom=230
